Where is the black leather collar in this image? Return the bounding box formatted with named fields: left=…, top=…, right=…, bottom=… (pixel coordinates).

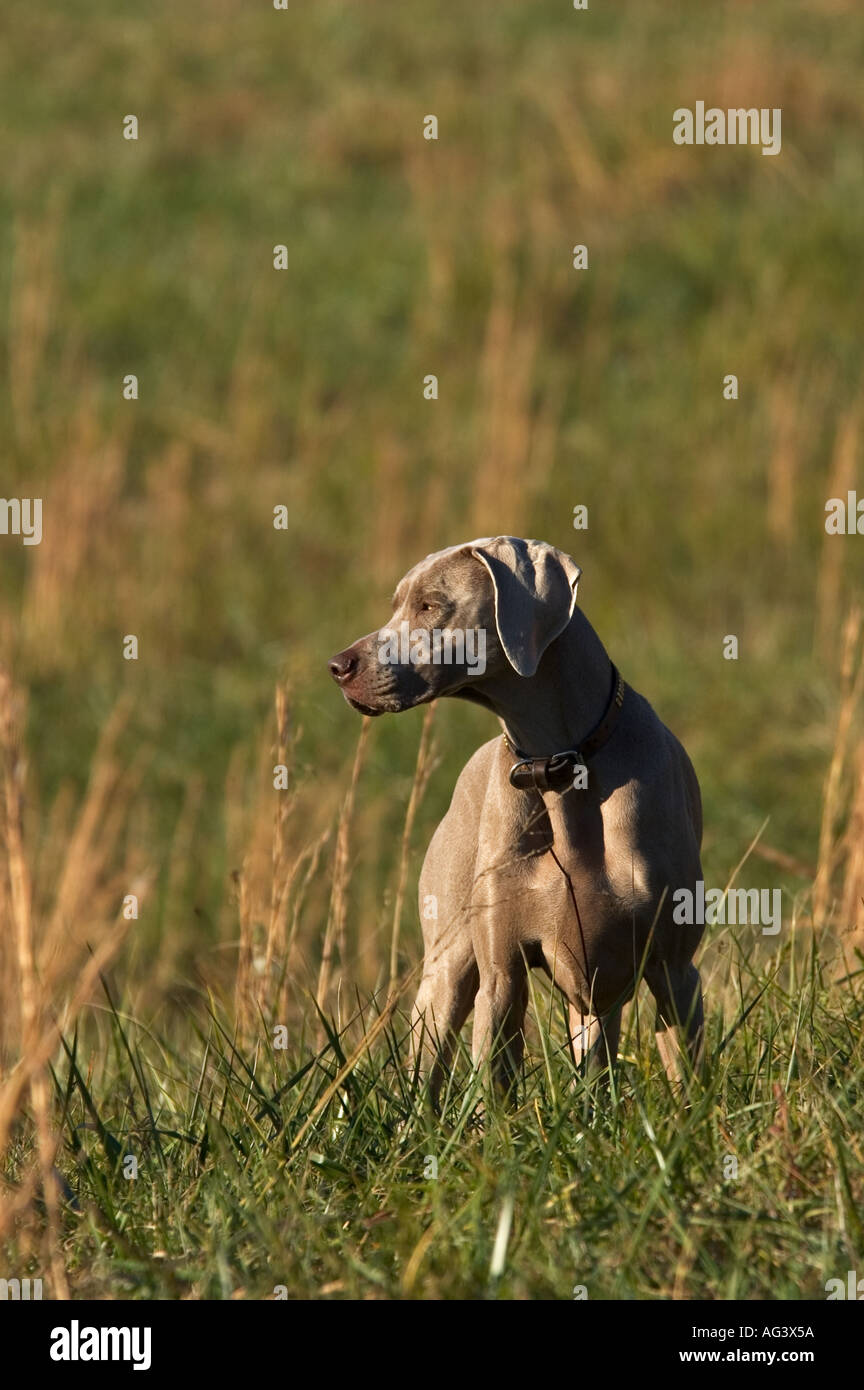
left=505, top=665, right=627, bottom=792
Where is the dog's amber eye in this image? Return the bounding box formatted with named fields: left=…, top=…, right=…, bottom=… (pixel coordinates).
left=419, top=601, right=435, bottom=612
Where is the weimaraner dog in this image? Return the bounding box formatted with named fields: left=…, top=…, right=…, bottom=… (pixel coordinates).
left=329, top=537, right=704, bottom=1099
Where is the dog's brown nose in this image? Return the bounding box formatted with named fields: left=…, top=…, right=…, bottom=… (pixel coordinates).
left=329, top=649, right=359, bottom=684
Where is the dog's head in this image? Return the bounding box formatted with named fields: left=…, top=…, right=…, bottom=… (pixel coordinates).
left=328, top=536, right=581, bottom=715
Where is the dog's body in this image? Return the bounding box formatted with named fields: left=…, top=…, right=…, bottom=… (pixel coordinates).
left=330, top=537, right=704, bottom=1096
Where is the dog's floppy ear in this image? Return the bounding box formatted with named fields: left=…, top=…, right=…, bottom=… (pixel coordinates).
left=471, top=537, right=581, bottom=677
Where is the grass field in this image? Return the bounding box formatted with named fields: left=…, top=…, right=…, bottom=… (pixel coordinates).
left=1, top=0, right=863, bottom=1300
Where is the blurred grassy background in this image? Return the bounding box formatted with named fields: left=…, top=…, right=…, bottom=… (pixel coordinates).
left=2, top=0, right=864, bottom=1305
left=0, top=0, right=862, bottom=1016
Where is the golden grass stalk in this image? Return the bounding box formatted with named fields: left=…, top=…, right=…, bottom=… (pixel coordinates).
left=280, top=826, right=331, bottom=1020
left=815, top=408, right=858, bottom=663
left=264, top=684, right=294, bottom=986
left=389, top=702, right=437, bottom=995
left=234, top=684, right=302, bottom=1040
left=0, top=670, right=139, bottom=1284
left=837, top=739, right=864, bottom=940
left=293, top=960, right=422, bottom=1155
left=814, top=604, right=864, bottom=927
left=0, top=668, right=67, bottom=1296
left=8, top=213, right=59, bottom=450
left=316, top=717, right=370, bottom=1031
left=231, top=863, right=254, bottom=1044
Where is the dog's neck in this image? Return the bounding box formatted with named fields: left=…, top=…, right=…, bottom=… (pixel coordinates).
left=467, top=608, right=614, bottom=758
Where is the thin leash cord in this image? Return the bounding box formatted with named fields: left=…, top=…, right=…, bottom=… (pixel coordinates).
left=547, top=843, right=598, bottom=1039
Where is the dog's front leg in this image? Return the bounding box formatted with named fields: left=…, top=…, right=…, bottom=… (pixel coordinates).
left=567, top=1005, right=622, bottom=1081
left=647, top=962, right=704, bottom=1085
left=471, top=962, right=529, bottom=1100
left=410, top=946, right=478, bottom=1107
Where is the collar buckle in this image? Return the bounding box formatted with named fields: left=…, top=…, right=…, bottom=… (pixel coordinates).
left=508, top=749, right=585, bottom=793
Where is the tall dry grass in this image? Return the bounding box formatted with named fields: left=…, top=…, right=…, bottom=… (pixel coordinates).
left=0, top=669, right=140, bottom=1285
left=1, top=0, right=862, bottom=1297
left=0, top=637, right=861, bottom=1292
left=814, top=604, right=864, bottom=967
